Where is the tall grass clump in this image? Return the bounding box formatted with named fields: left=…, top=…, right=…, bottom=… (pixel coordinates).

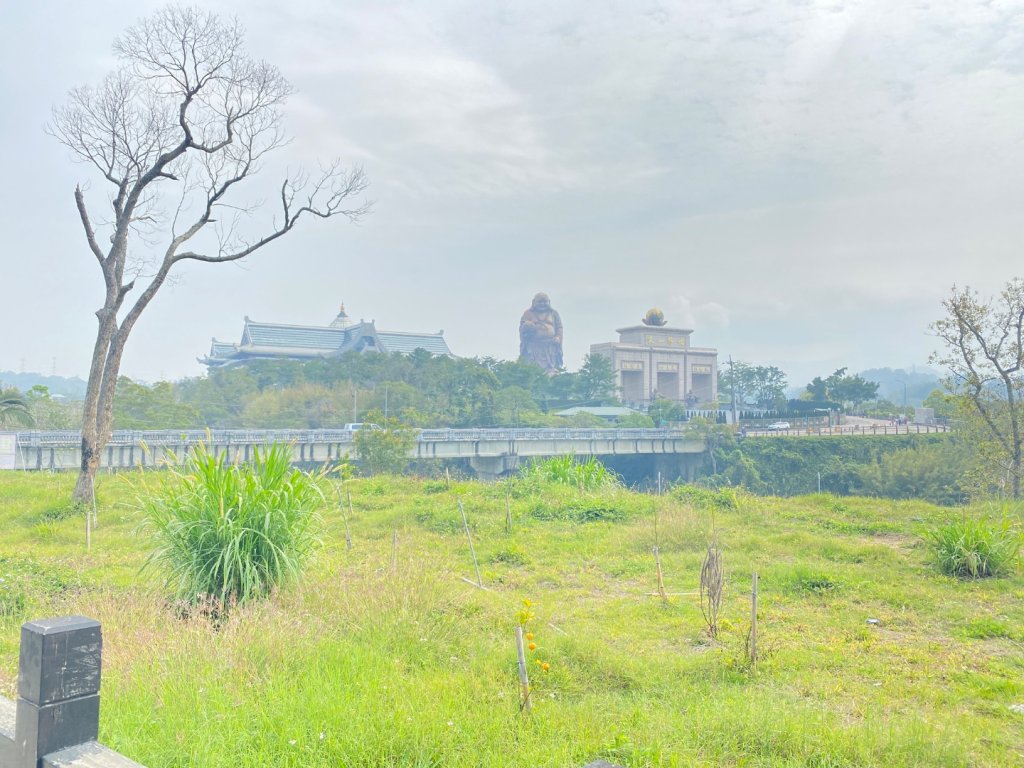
left=519, top=454, right=620, bottom=491
left=141, top=443, right=324, bottom=608
left=928, top=515, right=1021, bottom=578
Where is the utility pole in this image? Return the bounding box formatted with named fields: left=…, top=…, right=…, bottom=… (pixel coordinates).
left=729, top=355, right=738, bottom=427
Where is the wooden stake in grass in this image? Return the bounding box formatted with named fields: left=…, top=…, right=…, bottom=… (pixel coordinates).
left=343, top=489, right=354, bottom=550
left=391, top=530, right=398, bottom=573
left=749, top=571, right=759, bottom=666
left=505, top=490, right=513, bottom=534
left=445, top=466, right=451, bottom=489
left=653, top=545, right=668, bottom=602
left=514, top=625, right=532, bottom=713
left=459, top=500, right=483, bottom=587
left=652, top=502, right=667, bottom=602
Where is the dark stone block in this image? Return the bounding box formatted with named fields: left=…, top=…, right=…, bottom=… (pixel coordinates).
left=19, top=617, right=102, bottom=706
left=16, top=695, right=100, bottom=763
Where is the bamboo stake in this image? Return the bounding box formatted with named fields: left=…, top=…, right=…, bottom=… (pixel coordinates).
left=445, top=467, right=451, bottom=489
left=459, top=575, right=492, bottom=591
left=344, top=489, right=354, bottom=550
left=654, top=546, right=668, bottom=602
left=750, top=571, right=759, bottom=666
left=459, top=500, right=483, bottom=587
left=391, top=530, right=398, bottom=573
left=652, top=502, right=666, bottom=600
left=515, top=625, right=532, bottom=713
left=505, top=490, right=513, bottom=534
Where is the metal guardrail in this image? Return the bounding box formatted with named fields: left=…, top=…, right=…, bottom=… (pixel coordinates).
left=744, top=424, right=950, bottom=437
left=11, top=428, right=694, bottom=448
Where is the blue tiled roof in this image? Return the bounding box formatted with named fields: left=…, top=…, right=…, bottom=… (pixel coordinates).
left=376, top=331, right=452, bottom=356
left=243, top=322, right=350, bottom=351
left=210, top=341, right=237, bottom=357
left=203, top=316, right=455, bottom=368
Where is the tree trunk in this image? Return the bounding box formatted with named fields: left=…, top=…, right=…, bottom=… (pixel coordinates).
left=1013, top=444, right=1022, bottom=499
left=73, top=433, right=101, bottom=502
left=72, top=310, right=118, bottom=504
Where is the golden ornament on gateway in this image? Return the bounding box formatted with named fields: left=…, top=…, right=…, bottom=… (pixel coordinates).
left=642, top=307, right=667, bottom=326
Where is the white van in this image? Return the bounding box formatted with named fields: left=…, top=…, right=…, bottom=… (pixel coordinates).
left=343, top=423, right=383, bottom=432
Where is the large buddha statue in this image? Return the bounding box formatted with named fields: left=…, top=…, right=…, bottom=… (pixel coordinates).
left=519, top=292, right=563, bottom=374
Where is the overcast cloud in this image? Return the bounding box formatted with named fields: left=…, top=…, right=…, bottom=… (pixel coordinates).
left=3, top=0, right=1024, bottom=387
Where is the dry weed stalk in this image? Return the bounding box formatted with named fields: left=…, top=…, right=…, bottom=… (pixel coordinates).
left=700, top=538, right=724, bottom=639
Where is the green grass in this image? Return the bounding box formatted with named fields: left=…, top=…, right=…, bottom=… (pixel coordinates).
left=927, top=513, right=1022, bottom=578
left=519, top=455, right=620, bottom=491
left=0, top=472, right=1022, bottom=766
left=139, top=443, right=323, bottom=608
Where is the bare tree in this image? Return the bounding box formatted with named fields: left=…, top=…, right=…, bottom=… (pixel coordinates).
left=931, top=280, right=1024, bottom=498
left=51, top=6, right=369, bottom=502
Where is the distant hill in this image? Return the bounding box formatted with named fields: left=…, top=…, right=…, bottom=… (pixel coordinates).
left=784, top=366, right=942, bottom=407
left=857, top=366, right=941, bottom=407
left=0, top=371, right=88, bottom=400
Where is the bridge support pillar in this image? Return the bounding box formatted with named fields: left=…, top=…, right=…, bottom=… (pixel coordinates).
left=653, top=454, right=701, bottom=484
left=469, top=455, right=519, bottom=482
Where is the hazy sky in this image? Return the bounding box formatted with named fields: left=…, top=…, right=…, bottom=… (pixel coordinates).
left=3, top=0, right=1024, bottom=387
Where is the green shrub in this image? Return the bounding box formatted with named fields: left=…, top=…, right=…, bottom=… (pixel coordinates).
left=927, top=515, right=1021, bottom=579
left=529, top=500, right=626, bottom=523
left=0, top=582, right=26, bottom=618
left=39, top=500, right=87, bottom=523
left=414, top=508, right=463, bottom=535
left=959, top=616, right=1016, bottom=640
left=489, top=545, right=529, bottom=566
left=779, top=565, right=842, bottom=595
left=671, top=484, right=739, bottom=510
left=141, top=443, right=323, bottom=608
left=0, top=555, right=77, bottom=618
left=518, top=455, right=620, bottom=491
left=353, top=410, right=416, bottom=476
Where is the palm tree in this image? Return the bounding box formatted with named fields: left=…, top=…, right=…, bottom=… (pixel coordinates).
left=0, top=389, right=34, bottom=428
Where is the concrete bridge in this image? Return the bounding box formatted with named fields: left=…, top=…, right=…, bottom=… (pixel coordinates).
left=0, top=428, right=707, bottom=481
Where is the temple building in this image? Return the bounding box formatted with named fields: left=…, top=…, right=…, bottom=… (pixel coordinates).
left=590, top=309, right=718, bottom=407
left=201, top=305, right=454, bottom=368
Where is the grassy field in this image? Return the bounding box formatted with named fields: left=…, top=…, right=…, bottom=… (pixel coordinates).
left=1, top=470, right=1022, bottom=767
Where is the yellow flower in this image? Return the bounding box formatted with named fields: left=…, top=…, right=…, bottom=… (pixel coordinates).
left=525, top=632, right=534, bottom=641
left=541, top=662, right=550, bottom=672
left=528, top=642, right=537, bottom=651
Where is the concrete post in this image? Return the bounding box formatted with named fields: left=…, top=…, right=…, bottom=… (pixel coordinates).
left=469, top=455, right=519, bottom=482
left=13, top=617, right=102, bottom=768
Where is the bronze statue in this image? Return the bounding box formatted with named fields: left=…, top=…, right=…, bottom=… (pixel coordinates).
left=519, top=292, right=563, bottom=374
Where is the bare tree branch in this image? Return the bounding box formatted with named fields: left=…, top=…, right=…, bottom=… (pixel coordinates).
left=53, top=6, right=369, bottom=503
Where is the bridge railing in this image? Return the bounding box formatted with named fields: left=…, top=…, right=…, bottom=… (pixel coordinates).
left=12, top=427, right=695, bottom=448
left=745, top=424, right=950, bottom=437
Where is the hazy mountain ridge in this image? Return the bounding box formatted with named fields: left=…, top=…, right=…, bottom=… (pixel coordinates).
left=0, top=371, right=88, bottom=400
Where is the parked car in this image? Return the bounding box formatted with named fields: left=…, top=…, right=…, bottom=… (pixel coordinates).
left=766, top=421, right=792, bottom=431
left=343, top=423, right=383, bottom=432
